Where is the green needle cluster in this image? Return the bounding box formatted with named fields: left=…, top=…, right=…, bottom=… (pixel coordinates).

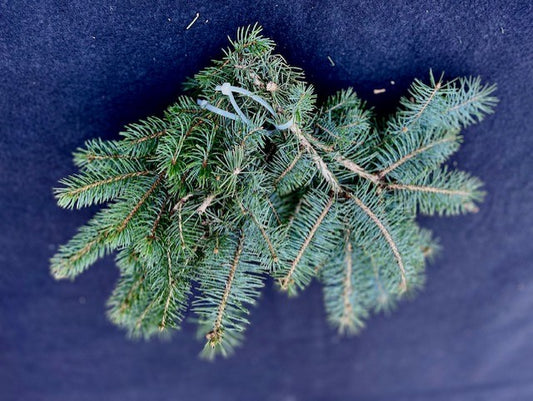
left=51, top=25, right=497, bottom=359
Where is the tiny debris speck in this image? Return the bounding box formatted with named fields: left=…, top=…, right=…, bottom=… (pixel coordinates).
left=186, top=13, right=200, bottom=30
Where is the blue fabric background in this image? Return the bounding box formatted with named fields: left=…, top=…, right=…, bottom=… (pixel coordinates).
left=1, top=1, right=532, bottom=400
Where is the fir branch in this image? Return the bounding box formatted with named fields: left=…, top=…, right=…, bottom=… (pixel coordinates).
left=387, top=72, right=445, bottom=135
left=135, top=296, right=158, bottom=330
left=265, top=197, right=282, bottom=225
left=386, top=168, right=484, bottom=215
left=368, top=248, right=393, bottom=310
left=274, top=150, right=303, bottom=184
left=56, top=170, right=152, bottom=209
left=348, top=193, right=407, bottom=293
left=119, top=274, right=145, bottom=314
left=378, top=135, right=458, bottom=179
left=408, top=79, right=442, bottom=129
left=148, top=195, right=169, bottom=239
left=107, top=250, right=148, bottom=325
left=443, top=77, right=498, bottom=127
left=128, top=130, right=166, bottom=144
left=387, top=183, right=471, bottom=196
left=209, top=232, right=245, bottom=345
left=315, top=122, right=340, bottom=140
left=286, top=195, right=305, bottom=229
left=340, top=231, right=354, bottom=331
left=68, top=171, right=150, bottom=197
left=51, top=231, right=108, bottom=279
left=241, top=201, right=279, bottom=263
left=279, top=194, right=334, bottom=291
left=73, top=139, right=147, bottom=170
left=160, top=249, right=174, bottom=331
left=117, top=173, right=164, bottom=232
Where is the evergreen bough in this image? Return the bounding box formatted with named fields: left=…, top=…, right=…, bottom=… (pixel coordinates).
left=51, top=25, right=497, bottom=359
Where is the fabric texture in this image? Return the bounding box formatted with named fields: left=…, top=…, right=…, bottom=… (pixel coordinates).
left=1, top=1, right=532, bottom=400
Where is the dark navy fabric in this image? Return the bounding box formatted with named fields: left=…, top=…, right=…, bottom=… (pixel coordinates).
left=1, top=1, right=532, bottom=400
